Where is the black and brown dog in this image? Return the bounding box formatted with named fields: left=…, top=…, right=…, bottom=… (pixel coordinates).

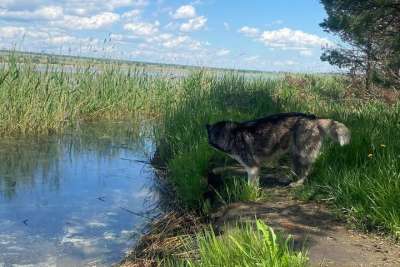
left=206, top=112, right=350, bottom=187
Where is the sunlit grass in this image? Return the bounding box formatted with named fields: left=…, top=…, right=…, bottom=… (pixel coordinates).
left=277, top=77, right=400, bottom=238
left=155, top=72, right=400, bottom=238
left=164, top=220, right=308, bottom=267
left=1, top=53, right=400, bottom=238
left=0, top=53, right=179, bottom=135
left=215, top=176, right=264, bottom=205
left=154, top=72, right=280, bottom=210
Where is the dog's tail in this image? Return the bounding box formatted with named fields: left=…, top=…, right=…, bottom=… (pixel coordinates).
left=317, top=119, right=351, bottom=146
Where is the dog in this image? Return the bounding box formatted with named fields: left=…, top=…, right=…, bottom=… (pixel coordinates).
left=206, top=112, right=350, bottom=187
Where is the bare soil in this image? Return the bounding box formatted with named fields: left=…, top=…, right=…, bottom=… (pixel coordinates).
left=213, top=185, right=400, bottom=267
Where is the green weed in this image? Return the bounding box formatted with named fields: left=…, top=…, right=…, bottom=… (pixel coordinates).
left=164, top=219, right=308, bottom=267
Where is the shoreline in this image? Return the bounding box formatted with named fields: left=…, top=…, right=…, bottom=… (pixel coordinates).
left=1, top=60, right=399, bottom=265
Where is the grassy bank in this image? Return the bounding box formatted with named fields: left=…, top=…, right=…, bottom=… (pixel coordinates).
left=153, top=72, right=400, bottom=238
left=154, top=72, right=281, bottom=211
left=121, top=212, right=308, bottom=267
left=1, top=56, right=399, bottom=265
left=165, top=220, right=308, bottom=267
left=290, top=90, right=400, bottom=237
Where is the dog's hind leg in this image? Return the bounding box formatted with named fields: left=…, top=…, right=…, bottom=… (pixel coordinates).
left=290, top=156, right=312, bottom=187
left=290, top=123, right=322, bottom=187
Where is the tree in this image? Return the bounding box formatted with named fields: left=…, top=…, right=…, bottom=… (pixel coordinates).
left=320, top=0, right=400, bottom=90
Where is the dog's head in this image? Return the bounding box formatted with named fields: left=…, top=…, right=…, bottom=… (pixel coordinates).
left=206, top=121, right=237, bottom=152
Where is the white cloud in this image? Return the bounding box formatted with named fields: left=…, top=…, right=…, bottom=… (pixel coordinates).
left=0, top=2, right=336, bottom=72
left=45, top=34, right=100, bottom=48
left=0, top=25, right=102, bottom=50
left=164, top=21, right=179, bottom=31
left=171, top=5, right=196, bottom=19
left=108, top=0, right=148, bottom=9
left=163, top=35, right=188, bottom=48
left=0, top=0, right=14, bottom=9
left=223, top=22, right=230, bottom=31
left=148, top=33, right=203, bottom=51
left=239, top=27, right=333, bottom=52
left=56, top=12, right=120, bottom=30
left=110, top=33, right=124, bottom=42
left=0, top=0, right=43, bottom=10
left=188, top=39, right=202, bottom=50
left=238, top=26, right=260, bottom=37
left=35, top=6, right=64, bottom=19
left=0, top=26, right=71, bottom=42
left=121, top=9, right=141, bottom=20
left=260, top=28, right=332, bottom=49
left=26, top=30, right=49, bottom=39
left=68, top=8, right=87, bottom=16
left=216, top=49, right=230, bottom=56
left=180, top=16, right=207, bottom=32
left=0, top=5, right=64, bottom=20
left=0, top=26, right=25, bottom=38
left=124, top=21, right=159, bottom=36
left=47, top=35, right=77, bottom=45
left=157, top=33, right=173, bottom=40
left=64, top=0, right=148, bottom=15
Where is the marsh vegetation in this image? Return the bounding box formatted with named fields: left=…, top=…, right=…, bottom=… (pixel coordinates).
left=1, top=52, right=399, bottom=265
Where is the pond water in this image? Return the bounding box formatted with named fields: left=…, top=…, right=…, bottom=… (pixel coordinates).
left=0, top=122, right=159, bottom=266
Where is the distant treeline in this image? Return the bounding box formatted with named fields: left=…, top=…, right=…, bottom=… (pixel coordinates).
left=0, top=50, right=274, bottom=75
left=320, top=0, right=400, bottom=90
left=0, top=49, right=182, bottom=68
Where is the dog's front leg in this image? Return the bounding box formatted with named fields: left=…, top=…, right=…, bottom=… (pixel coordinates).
left=228, top=154, right=260, bottom=187
left=246, top=166, right=260, bottom=187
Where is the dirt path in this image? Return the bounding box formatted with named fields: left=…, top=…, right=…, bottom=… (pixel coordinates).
left=213, top=187, right=400, bottom=267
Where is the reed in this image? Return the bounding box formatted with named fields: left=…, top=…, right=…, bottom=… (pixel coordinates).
left=2, top=53, right=399, bottom=238
left=0, top=53, right=178, bottom=135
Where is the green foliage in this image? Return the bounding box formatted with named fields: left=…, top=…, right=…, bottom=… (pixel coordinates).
left=305, top=104, right=400, bottom=237
left=277, top=75, right=400, bottom=238
left=164, top=220, right=308, bottom=267
left=217, top=177, right=263, bottom=205
left=167, top=142, right=212, bottom=210
left=154, top=71, right=279, bottom=210
left=154, top=72, right=400, bottom=238
left=0, top=54, right=178, bottom=135
left=1, top=55, right=400, bottom=238
left=320, top=0, right=400, bottom=88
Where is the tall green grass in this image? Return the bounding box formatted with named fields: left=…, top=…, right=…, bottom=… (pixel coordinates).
left=164, top=220, right=308, bottom=267
left=276, top=76, right=400, bottom=238
left=217, top=177, right=263, bottom=205
left=1, top=55, right=400, bottom=238
left=296, top=104, right=399, bottom=237
left=156, top=72, right=400, bottom=238
left=154, top=72, right=280, bottom=210
left=0, top=54, right=177, bottom=135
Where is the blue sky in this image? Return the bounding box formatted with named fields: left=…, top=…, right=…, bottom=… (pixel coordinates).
left=0, top=0, right=338, bottom=72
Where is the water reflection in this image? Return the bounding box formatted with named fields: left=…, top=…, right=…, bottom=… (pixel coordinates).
left=0, top=121, right=158, bottom=266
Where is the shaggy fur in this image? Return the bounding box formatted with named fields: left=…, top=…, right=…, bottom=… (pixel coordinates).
left=206, top=112, right=350, bottom=187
